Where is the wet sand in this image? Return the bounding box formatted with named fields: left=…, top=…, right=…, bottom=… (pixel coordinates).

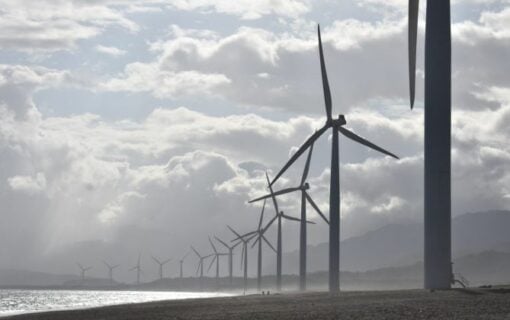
left=6, top=288, right=510, bottom=320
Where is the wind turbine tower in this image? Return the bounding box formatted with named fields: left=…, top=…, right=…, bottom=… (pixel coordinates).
left=408, top=0, right=452, bottom=290
left=102, top=261, right=119, bottom=285
left=151, top=256, right=172, bottom=281
left=214, top=235, right=241, bottom=285
left=129, top=254, right=142, bottom=285
left=77, top=263, right=92, bottom=283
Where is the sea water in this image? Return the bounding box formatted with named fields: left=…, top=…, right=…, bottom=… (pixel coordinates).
left=0, top=289, right=232, bottom=317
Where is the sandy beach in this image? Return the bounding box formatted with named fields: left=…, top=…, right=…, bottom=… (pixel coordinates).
left=5, top=287, right=510, bottom=320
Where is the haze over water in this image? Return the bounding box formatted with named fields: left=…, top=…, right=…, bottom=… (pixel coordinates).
left=0, top=289, right=232, bottom=317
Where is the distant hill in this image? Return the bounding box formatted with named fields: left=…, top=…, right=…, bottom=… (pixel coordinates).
left=269, top=210, right=510, bottom=274
left=0, top=269, right=76, bottom=287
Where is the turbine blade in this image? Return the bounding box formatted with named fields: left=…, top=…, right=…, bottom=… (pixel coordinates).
left=258, top=199, right=266, bottom=230
left=251, top=235, right=261, bottom=249
left=262, top=234, right=277, bottom=253
left=240, top=245, right=245, bottom=271
left=318, top=24, right=332, bottom=121
left=261, top=215, right=277, bottom=235
left=271, top=125, right=327, bottom=185
left=230, top=230, right=257, bottom=242
left=250, top=187, right=302, bottom=204
left=301, top=140, right=314, bottom=185
left=151, top=256, right=160, bottom=264
left=207, top=256, right=216, bottom=272
left=163, top=259, right=172, bottom=265
left=305, top=191, right=329, bottom=224
left=409, top=0, right=419, bottom=110
left=227, top=225, right=242, bottom=239
left=232, top=240, right=242, bottom=249
left=190, top=246, right=201, bottom=258
left=265, top=171, right=282, bottom=217
left=196, top=261, right=201, bottom=275
left=281, top=213, right=310, bottom=224
left=214, top=236, right=230, bottom=249
left=208, top=236, right=218, bottom=253
left=338, top=127, right=399, bottom=159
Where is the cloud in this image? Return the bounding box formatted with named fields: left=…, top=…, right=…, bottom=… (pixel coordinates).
left=8, top=173, right=47, bottom=194
left=95, top=45, right=127, bottom=57
left=166, top=0, right=310, bottom=19
left=0, top=0, right=141, bottom=52
left=0, top=64, right=72, bottom=118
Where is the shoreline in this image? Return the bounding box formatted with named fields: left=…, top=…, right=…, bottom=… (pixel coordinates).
left=4, top=287, right=510, bottom=320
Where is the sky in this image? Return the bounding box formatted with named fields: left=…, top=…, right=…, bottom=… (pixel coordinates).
left=1, top=0, right=510, bottom=280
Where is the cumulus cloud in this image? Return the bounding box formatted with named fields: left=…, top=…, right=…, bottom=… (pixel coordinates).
left=0, top=0, right=142, bottom=52
left=166, top=0, right=310, bottom=19
left=95, top=45, right=127, bottom=57
left=8, top=173, right=47, bottom=195
left=0, top=64, right=72, bottom=118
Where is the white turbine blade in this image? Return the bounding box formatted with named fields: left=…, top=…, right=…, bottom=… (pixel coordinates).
left=207, top=256, right=217, bottom=272
left=262, top=234, right=277, bottom=253
left=305, top=191, right=329, bottom=224
left=251, top=235, right=261, bottom=249
left=214, top=236, right=230, bottom=249
left=258, top=199, right=266, bottom=230
left=190, top=246, right=201, bottom=258
left=208, top=236, right=218, bottom=253
left=409, top=0, right=419, bottom=109
left=301, top=140, right=314, bottom=185
left=318, top=24, right=332, bottom=121
left=338, top=126, right=399, bottom=159
left=271, top=125, right=328, bottom=185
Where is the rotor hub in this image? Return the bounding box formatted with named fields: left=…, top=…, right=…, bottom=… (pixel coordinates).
left=331, top=114, right=346, bottom=127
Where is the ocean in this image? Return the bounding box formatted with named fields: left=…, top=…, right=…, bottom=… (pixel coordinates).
left=0, top=289, right=232, bottom=317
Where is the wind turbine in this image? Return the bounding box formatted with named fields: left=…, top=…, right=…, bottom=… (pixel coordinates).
left=233, top=200, right=277, bottom=291
left=102, top=260, right=119, bottom=285
left=129, top=253, right=142, bottom=285
left=191, top=246, right=213, bottom=289
left=207, top=236, right=229, bottom=286
left=250, top=170, right=325, bottom=291
left=77, top=263, right=92, bottom=283
left=409, top=0, right=452, bottom=289
left=213, top=235, right=241, bottom=285
left=179, top=251, right=190, bottom=280
left=228, top=226, right=256, bottom=293
left=270, top=25, right=399, bottom=293
left=151, top=256, right=172, bottom=281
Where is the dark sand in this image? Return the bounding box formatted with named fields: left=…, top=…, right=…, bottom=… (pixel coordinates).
left=6, top=288, right=510, bottom=320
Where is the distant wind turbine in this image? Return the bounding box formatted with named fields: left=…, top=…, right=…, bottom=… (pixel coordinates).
left=151, top=256, right=172, bottom=281
left=228, top=225, right=256, bottom=293
left=77, top=263, right=92, bottom=283
left=191, top=246, right=213, bottom=289
left=270, top=25, right=399, bottom=293
left=207, top=236, right=229, bottom=284
left=233, top=200, right=276, bottom=291
left=179, top=251, right=190, bottom=280
left=129, top=253, right=142, bottom=285
left=102, top=260, right=119, bottom=285
left=250, top=172, right=317, bottom=291
left=214, top=235, right=242, bottom=286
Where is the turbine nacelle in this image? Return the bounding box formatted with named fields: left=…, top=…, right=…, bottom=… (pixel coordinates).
left=328, top=114, right=346, bottom=127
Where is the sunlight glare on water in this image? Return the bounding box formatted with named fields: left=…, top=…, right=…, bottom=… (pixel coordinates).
left=0, top=289, right=232, bottom=316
